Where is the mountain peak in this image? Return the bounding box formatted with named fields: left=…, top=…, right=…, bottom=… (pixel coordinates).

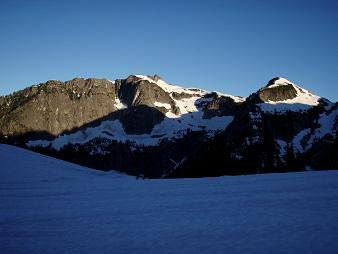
left=245, top=77, right=324, bottom=111
left=265, top=77, right=295, bottom=88
left=247, top=77, right=325, bottom=114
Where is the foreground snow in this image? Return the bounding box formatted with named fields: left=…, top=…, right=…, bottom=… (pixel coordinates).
left=1, top=144, right=338, bottom=254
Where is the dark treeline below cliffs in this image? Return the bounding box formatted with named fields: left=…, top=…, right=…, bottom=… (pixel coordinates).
left=0, top=75, right=337, bottom=178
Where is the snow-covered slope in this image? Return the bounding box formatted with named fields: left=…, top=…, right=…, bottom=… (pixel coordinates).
left=0, top=144, right=126, bottom=180
left=1, top=144, right=338, bottom=254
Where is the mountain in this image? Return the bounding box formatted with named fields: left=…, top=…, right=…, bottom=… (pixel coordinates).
left=0, top=75, right=337, bottom=177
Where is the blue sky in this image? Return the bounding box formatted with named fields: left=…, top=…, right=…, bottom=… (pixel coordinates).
left=0, top=0, right=337, bottom=101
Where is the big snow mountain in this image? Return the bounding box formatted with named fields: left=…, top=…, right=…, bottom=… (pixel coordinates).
left=0, top=75, right=337, bottom=177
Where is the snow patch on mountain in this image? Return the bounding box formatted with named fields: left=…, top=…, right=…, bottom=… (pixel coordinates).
left=114, top=97, right=127, bottom=110
left=267, top=77, right=296, bottom=88
left=293, top=104, right=337, bottom=153
left=215, top=91, right=245, bottom=103
left=27, top=112, right=234, bottom=149
left=171, top=96, right=213, bottom=116
left=152, top=114, right=233, bottom=140
left=154, top=101, right=171, bottom=110
left=292, top=128, right=311, bottom=153
left=259, top=102, right=316, bottom=113
left=28, top=120, right=128, bottom=149
left=276, top=139, right=288, bottom=158
left=135, top=75, right=202, bottom=95
left=305, top=105, right=337, bottom=144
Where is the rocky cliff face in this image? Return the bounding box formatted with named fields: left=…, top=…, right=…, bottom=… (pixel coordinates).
left=0, top=78, right=119, bottom=138
left=0, top=76, right=337, bottom=177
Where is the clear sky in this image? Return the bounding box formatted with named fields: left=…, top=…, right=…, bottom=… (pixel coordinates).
left=0, top=0, right=337, bottom=101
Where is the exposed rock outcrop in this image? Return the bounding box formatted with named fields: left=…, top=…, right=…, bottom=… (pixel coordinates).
left=0, top=78, right=118, bottom=137
left=203, top=95, right=242, bottom=118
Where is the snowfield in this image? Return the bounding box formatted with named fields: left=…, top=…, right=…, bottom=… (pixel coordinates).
left=1, top=144, right=338, bottom=254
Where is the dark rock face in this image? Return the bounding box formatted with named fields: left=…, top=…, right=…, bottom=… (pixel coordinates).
left=171, top=92, right=200, bottom=100
left=120, top=76, right=174, bottom=106
left=0, top=78, right=118, bottom=137
left=203, top=96, right=241, bottom=118
left=266, top=77, right=281, bottom=87
left=247, top=77, right=299, bottom=103
left=117, top=106, right=165, bottom=134
left=259, top=84, right=298, bottom=102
